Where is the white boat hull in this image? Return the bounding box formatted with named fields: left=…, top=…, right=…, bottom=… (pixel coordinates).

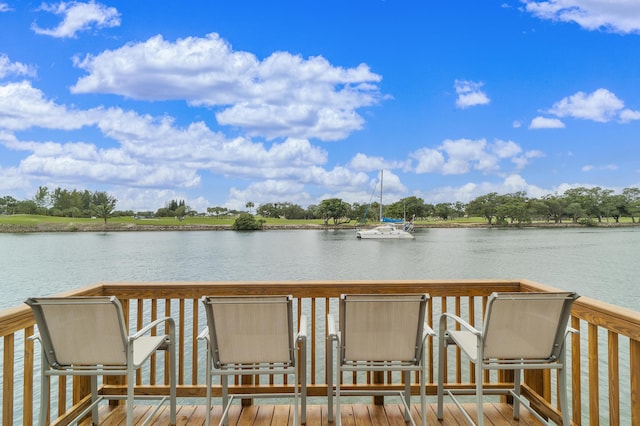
left=356, top=224, right=415, bottom=239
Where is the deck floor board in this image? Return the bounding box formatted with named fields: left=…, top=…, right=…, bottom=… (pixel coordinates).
left=86, top=403, right=546, bottom=425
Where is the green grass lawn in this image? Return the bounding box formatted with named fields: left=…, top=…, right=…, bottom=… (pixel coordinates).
left=0, top=213, right=635, bottom=229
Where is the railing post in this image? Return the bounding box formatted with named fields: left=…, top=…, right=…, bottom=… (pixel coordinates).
left=3, top=334, right=14, bottom=426
left=373, top=371, right=384, bottom=405
left=241, top=373, right=254, bottom=407
left=631, top=338, right=640, bottom=425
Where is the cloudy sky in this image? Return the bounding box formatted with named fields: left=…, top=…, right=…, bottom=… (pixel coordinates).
left=1, top=1, right=639, bottom=212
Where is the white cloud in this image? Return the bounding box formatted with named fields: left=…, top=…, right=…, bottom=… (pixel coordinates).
left=224, top=166, right=373, bottom=209
left=0, top=166, right=29, bottom=192
left=347, top=153, right=408, bottom=172
left=492, top=140, right=522, bottom=158
left=619, top=108, right=640, bottom=122
left=411, top=148, right=445, bottom=174
left=0, top=54, right=36, bottom=79
left=523, top=0, right=640, bottom=34
left=71, top=33, right=384, bottom=141
left=454, top=79, right=490, bottom=109
left=410, top=138, right=541, bottom=176
left=582, top=163, right=618, bottom=172
left=0, top=3, right=12, bottom=13
left=31, top=1, right=120, bottom=38
left=418, top=174, right=551, bottom=203
left=549, top=88, right=624, bottom=122
left=226, top=180, right=310, bottom=211
left=0, top=81, right=100, bottom=130
left=0, top=80, right=344, bottom=198
left=529, top=116, right=566, bottom=129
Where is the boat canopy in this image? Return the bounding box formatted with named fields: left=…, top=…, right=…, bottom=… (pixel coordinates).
left=382, top=217, right=404, bottom=223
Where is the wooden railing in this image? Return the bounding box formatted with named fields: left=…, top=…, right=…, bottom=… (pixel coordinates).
left=1, top=279, right=639, bottom=425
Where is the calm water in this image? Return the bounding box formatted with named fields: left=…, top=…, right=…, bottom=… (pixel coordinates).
left=1, top=226, right=638, bottom=310
left=1, top=226, right=638, bottom=423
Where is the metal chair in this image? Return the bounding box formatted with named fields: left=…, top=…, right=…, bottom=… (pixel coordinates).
left=327, top=294, right=434, bottom=426
left=25, top=296, right=176, bottom=426
left=199, top=295, right=307, bottom=426
left=437, top=291, right=579, bottom=426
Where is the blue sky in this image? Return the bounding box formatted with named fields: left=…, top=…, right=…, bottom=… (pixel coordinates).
left=1, top=1, right=639, bottom=212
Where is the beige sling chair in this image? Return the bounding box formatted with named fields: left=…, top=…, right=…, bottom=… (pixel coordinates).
left=199, top=295, right=307, bottom=426
left=25, top=296, right=176, bottom=426
left=327, top=294, right=434, bottom=426
left=437, top=291, right=579, bottom=426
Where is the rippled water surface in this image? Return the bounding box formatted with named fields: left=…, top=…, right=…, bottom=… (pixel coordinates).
left=1, top=226, right=639, bottom=423
left=1, top=226, right=639, bottom=309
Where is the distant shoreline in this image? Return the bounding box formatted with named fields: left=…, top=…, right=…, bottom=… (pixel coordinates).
left=2, top=220, right=638, bottom=233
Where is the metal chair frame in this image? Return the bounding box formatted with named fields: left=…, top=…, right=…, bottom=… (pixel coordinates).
left=199, top=295, right=307, bottom=426
left=437, top=291, right=579, bottom=426
left=26, top=296, right=176, bottom=426
left=327, top=294, right=434, bottom=426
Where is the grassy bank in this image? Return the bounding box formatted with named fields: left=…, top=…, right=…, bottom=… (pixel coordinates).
left=0, top=214, right=636, bottom=233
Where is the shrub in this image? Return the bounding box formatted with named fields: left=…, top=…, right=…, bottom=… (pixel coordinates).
left=232, top=213, right=265, bottom=230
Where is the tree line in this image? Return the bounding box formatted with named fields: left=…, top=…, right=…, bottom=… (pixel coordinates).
left=2, top=185, right=640, bottom=226
left=0, top=187, right=118, bottom=224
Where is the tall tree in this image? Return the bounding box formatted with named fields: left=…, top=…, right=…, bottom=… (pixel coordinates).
left=318, top=198, right=352, bottom=225
left=466, top=193, right=499, bottom=224
left=91, top=191, right=117, bottom=226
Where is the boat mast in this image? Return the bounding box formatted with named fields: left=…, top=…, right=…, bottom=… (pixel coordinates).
left=379, top=170, right=383, bottom=222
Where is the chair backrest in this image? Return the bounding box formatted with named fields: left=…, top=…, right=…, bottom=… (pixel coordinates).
left=25, top=296, right=128, bottom=367
left=339, top=294, right=428, bottom=364
left=482, top=292, right=579, bottom=361
left=202, top=295, right=295, bottom=367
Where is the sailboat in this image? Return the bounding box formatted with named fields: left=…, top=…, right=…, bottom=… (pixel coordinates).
left=356, top=170, right=415, bottom=239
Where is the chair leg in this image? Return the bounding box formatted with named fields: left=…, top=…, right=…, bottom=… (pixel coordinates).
left=437, top=329, right=446, bottom=420
left=205, top=352, right=212, bottom=426
left=559, top=365, right=570, bottom=426
left=39, top=369, right=49, bottom=426
left=327, top=336, right=334, bottom=423
left=404, top=371, right=411, bottom=423
left=91, top=375, right=99, bottom=424
left=300, top=338, right=307, bottom=425
left=293, top=368, right=299, bottom=426
left=127, top=363, right=135, bottom=426
left=335, top=368, right=341, bottom=426
left=475, top=364, right=484, bottom=426
left=513, top=369, right=521, bottom=420
left=420, top=360, right=427, bottom=426
left=169, top=338, right=177, bottom=425
left=221, top=375, right=229, bottom=426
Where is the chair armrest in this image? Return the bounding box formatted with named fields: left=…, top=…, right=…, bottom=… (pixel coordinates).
left=565, top=326, right=579, bottom=340
left=327, top=313, right=338, bottom=341
left=130, top=316, right=175, bottom=341
left=439, top=312, right=481, bottom=335
left=197, top=327, right=209, bottom=342
left=297, top=315, right=308, bottom=342
left=423, top=321, right=436, bottom=337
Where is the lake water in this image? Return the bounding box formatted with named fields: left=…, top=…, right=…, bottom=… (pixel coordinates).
left=1, top=226, right=638, bottom=423
left=1, top=226, right=639, bottom=310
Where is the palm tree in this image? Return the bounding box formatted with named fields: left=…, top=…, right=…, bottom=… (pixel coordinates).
left=245, top=201, right=255, bottom=214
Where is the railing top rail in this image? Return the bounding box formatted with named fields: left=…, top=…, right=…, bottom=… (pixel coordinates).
left=3, top=279, right=640, bottom=339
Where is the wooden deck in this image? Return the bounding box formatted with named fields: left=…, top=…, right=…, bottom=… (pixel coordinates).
left=87, top=403, right=545, bottom=425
